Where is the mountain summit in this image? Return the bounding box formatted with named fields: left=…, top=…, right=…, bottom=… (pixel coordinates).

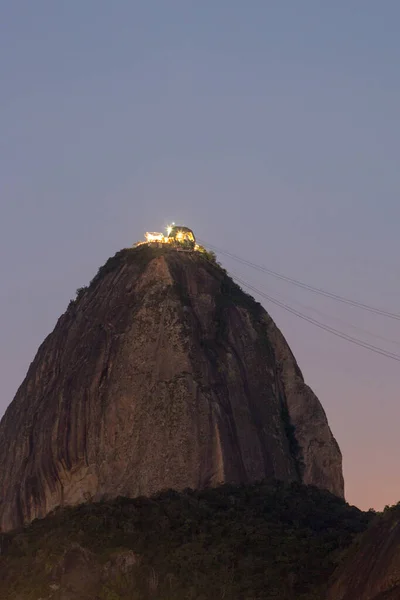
left=0, top=244, right=343, bottom=532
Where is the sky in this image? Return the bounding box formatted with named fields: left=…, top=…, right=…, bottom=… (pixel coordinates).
left=1, top=1, right=399, bottom=511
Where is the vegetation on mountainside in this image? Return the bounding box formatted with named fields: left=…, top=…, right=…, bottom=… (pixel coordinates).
left=69, top=246, right=164, bottom=307
left=0, top=481, right=373, bottom=600
left=325, top=502, right=400, bottom=600
left=71, top=245, right=220, bottom=307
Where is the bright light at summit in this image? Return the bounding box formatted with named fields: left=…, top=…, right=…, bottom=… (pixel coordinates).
left=138, top=224, right=199, bottom=251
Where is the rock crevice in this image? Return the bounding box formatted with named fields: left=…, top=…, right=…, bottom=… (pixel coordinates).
left=0, top=246, right=343, bottom=531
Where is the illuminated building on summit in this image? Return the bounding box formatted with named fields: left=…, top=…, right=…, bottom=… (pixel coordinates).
left=140, top=224, right=197, bottom=251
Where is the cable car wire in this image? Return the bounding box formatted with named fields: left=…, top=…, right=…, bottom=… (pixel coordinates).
left=231, top=273, right=400, bottom=363
left=230, top=271, right=400, bottom=349
left=198, top=239, right=400, bottom=321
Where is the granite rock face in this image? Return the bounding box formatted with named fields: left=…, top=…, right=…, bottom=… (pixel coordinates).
left=0, top=246, right=344, bottom=531
left=327, top=508, right=400, bottom=600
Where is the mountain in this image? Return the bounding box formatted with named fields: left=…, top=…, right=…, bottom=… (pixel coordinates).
left=0, top=481, right=370, bottom=600
left=0, top=244, right=343, bottom=532
left=327, top=504, right=400, bottom=600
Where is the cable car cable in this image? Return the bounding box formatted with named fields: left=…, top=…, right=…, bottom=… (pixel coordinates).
left=230, top=270, right=400, bottom=349
left=198, top=239, right=400, bottom=321
left=231, top=274, right=400, bottom=363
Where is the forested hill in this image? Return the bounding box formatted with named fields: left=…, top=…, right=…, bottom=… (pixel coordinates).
left=0, top=480, right=372, bottom=600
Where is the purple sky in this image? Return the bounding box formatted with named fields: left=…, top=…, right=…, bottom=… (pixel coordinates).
left=1, top=1, right=399, bottom=511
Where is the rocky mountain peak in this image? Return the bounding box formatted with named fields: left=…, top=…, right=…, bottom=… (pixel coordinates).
left=0, top=245, right=343, bottom=532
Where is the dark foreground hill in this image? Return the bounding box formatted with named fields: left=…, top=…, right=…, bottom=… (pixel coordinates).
left=0, top=481, right=371, bottom=600
left=327, top=503, right=400, bottom=600
left=0, top=245, right=343, bottom=532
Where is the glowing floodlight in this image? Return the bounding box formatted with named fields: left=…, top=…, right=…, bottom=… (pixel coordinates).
left=145, top=232, right=164, bottom=243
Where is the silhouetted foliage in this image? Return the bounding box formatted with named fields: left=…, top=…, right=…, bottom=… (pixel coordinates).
left=0, top=481, right=373, bottom=600
left=89, top=245, right=168, bottom=289
left=75, top=286, right=87, bottom=301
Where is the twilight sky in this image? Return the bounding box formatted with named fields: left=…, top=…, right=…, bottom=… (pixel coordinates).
left=1, top=1, right=399, bottom=511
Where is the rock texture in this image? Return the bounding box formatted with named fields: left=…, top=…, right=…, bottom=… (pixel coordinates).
left=0, top=245, right=343, bottom=531
left=327, top=507, right=400, bottom=600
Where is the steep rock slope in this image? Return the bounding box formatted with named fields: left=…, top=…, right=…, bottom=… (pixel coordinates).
left=0, top=246, right=343, bottom=531
left=327, top=505, right=400, bottom=600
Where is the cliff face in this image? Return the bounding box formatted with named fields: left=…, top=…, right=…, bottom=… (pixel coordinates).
left=0, top=246, right=343, bottom=531
left=327, top=507, right=400, bottom=600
